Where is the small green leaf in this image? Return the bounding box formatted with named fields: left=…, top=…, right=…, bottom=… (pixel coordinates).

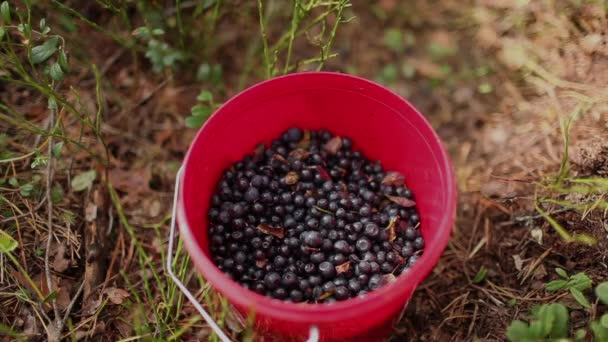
left=0, top=27, right=5, bottom=40
left=568, top=272, right=593, bottom=291
left=43, top=290, right=58, bottom=303
left=570, top=288, right=591, bottom=309
left=473, top=266, right=488, bottom=283
left=591, top=321, right=608, bottom=341
left=8, top=177, right=18, bottom=187
left=596, top=282, right=608, bottom=305
left=601, top=314, right=608, bottom=329
left=151, top=28, right=164, bottom=35
left=58, top=49, right=69, bottom=72
left=383, top=28, right=404, bottom=53
left=545, top=279, right=568, bottom=292
left=547, top=304, right=568, bottom=338
left=185, top=115, right=205, bottom=129
left=506, top=320, right=531, bottom=342
left=39, top=18, right=46, bottom=30
left=555, top=267, right=568, bottom=278
left=52, top=142, right=63, bottom=159
left=534, top=304, right=554, bottom=337
left=51, top=184, right=63, bottom=203
left=574, top=328, right=587, bottom=340
left=1, top=1, right=10, bottom=22
left=196, top=90, right=213, bottom=103
left=20, top=183, right=34, bottom=197
left=49, top=62, right=64, bottom=81
left=191, top=104, right=212, bottom=117
left=0, top=229, right=18, bottom=253
left=31, top=37, right=59, bottom=64
left=71, top=169, right=96, bottom=192
left=47, top=97, right=58, bottom=112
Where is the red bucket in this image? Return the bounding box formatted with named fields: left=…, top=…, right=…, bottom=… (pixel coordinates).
left=176, top=72, right=456, bottom=341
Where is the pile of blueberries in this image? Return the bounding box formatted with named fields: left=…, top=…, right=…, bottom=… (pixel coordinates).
left=208, top=128, right=424, bottom=303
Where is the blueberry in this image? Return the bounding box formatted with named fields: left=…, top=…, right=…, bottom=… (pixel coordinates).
left=318, top=261, right=336, bottom=279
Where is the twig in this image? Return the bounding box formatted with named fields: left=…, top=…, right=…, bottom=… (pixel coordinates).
left=44, top=103, right=61, bottom=325
left=496, top=208, right=572, bottom=227
left=61, top=280, right=85, bottom=324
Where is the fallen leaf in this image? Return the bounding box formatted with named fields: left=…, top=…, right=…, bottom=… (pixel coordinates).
left=323, top=137, right=343, bottom=155
left=480, top=180, right=518, bottom=199
left=283, top=171, right=299, bottom=185
left=53, top=243, right=70, bottom=272
left=297, top=130, right=311, bottom=149
left=271, top=154, right=288, bottom=164
left=318, top=290, right=334, bottom=300
left=335, top=261, right=351, bottom=274
left=256, top=224, right=285, bottom=239
left=386, top=195, right=416, bottom=207
left=382, top=273, right=397, bottom=284
left=149, top=199, right=161, bottom=217
left=382, top=171, right=405, bottom=186
left=85, top=202, right=97, bottom=222
left=253, top=143, right=266, bottom=162
left=289, top=148, right=311, bottom=160
left=109, top=168, right=151, bottom=194
left=72, top=169, right=97, bottom=192
left=530, top=228, right=543, bottom=245
left=385, top=216, right=399, bottom=241
left=512, top=255, right=524, bottom=272
left=104, top=287, right=130, bottom=305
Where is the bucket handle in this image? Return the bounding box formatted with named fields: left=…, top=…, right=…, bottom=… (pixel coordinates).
left=167, top=167, right=319, bottom=342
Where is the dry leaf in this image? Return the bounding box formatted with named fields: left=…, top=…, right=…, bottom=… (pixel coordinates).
left=85, top=202, right=97, bottom=222
left=386, top=195, right=416, bottom=207
left=109, top=168, right=151, bottom=194
left=323, top=137, right=343, bottom=155
left=283, top=171, right=300, bottom=185
left=256, top=224, right=285, bottom=239
left=335, top=261, right=351, bottom=274
left=382, top=171, right=405, bottom=186
left=53, top=243, right=70, bottom=272
left=104, top=287, right=130, bottom=305
left=512, top=255, right=524, bottom=272
left=318, top=290, right=334, bottom=300
left=271, top=154, right=288, bottom=164
left=297, top=130, right=311, bottom=149
left=382, top=273, right=397, bottom=284
left=385, top=216, right=399, bottom=241
left=289, top=148, right=311, bottom=160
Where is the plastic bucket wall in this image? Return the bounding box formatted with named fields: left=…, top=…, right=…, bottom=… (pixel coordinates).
left=176, top=72, right=456, bottom=341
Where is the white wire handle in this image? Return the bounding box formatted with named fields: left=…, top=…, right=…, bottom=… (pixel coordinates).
left=166, top=167, right=319, bottom=342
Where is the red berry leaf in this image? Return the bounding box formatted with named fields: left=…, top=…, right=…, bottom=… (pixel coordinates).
left=288, top=148, right=311, bottom=161
left=335, top=261, right=351, bottom=274
left=316, top=166, right=331, bottom=181
left=323, top=136, right=343, bottom=155
left=284, top=171, right=300, bottom=185
left=386, top=195, right=416, bottom=207
left=385, top=216, right=399, bottom=241
left=382, top=171, right=405, bottom=186
left=256, top=223, right=286, bottom=239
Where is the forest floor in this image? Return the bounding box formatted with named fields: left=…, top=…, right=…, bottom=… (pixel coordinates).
left=1, top=0, right=607, bottom=341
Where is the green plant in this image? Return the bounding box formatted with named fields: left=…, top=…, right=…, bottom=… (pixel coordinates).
left=185, top=90, right=217, bottom=129
left=545, top=268, right=593, bottom=308
left=507, top=303, right=570, bottom=341
left=133, top=26, right=184, bottom=73
left=507, top=280, right=608, bottom=341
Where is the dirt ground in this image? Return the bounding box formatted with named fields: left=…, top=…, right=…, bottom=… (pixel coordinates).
left=1, top=0, right=607, bottom=341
